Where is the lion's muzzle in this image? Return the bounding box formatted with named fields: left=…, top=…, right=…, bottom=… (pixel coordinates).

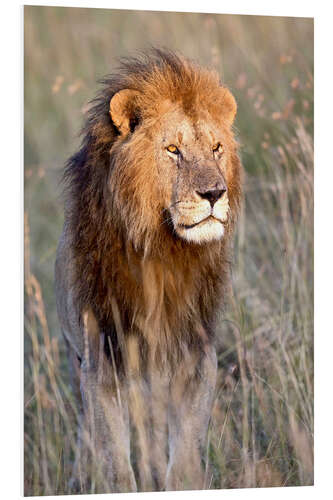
left=169, top=160, right=229, bottom=244
left=170, top=190, right=229, bottom=245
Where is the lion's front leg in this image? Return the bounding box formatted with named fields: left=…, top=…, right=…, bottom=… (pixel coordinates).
left=166, top=344, right=217, bottom=491
left=80, top=364, right=136, bottom=493
left=77, top=311, right=137, bottom=494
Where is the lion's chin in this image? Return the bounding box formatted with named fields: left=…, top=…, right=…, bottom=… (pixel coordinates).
left=175, top=217, right=225, bottom=244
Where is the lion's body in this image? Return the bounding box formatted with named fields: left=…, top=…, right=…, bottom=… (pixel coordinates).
left=55, top=50, right=242, bottom=493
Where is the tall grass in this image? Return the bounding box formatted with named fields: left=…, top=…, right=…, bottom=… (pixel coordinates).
left=24, top=6, right=313, bottom=495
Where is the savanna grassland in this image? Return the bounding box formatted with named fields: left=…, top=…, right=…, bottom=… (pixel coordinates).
left=24, top=6, right=314, bottom=495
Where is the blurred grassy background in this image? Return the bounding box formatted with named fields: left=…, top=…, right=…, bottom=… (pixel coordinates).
left=24, top=5, right=313, bottom=495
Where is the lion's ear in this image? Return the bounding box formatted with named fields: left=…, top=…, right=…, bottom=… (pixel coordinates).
left=109, top=89, right=141, bottom=135
left=220, top=87, right=237, bottom=125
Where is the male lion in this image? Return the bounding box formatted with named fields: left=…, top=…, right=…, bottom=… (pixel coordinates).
left=55, top=49, right=242, bottom=493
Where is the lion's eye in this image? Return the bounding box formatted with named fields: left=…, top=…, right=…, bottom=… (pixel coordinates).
left=166, top=144, right=180, bottom=155
left=212, top=143, right=223, bottom=154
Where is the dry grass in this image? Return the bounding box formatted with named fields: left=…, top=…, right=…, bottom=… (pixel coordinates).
left=24, top=6, right=313, bottom=495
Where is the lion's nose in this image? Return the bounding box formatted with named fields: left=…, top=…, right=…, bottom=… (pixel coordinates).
left=196, top=187, right=226, bottom=207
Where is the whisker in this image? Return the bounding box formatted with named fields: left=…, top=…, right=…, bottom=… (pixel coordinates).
left=162, top=200, right=182, bottom=214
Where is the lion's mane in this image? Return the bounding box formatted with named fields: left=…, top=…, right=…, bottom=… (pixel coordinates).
left=63, top=49, right=242, bottom=367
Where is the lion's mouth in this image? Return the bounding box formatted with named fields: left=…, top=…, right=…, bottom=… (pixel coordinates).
left=179, top=215, right=222, bottom=230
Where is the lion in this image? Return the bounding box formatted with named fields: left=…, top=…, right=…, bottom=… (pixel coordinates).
left=55, top=49, right=242, bottom=493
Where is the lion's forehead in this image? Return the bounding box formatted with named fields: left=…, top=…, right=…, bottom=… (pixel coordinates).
left=159, top=111, right=220, bottom=149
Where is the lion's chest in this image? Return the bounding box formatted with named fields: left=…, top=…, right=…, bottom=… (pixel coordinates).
left=103, top=246, right=222, bottom=358
left=129, top=257, right=204, bottom=340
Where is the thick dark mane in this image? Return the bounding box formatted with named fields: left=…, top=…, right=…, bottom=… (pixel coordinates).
left=61, top=49, right=242, bottom=365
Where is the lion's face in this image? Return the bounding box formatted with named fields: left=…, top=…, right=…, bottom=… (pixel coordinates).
left=109, top=85, right=238, bottom=247
left=154, top=107, right=231, bottom=244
